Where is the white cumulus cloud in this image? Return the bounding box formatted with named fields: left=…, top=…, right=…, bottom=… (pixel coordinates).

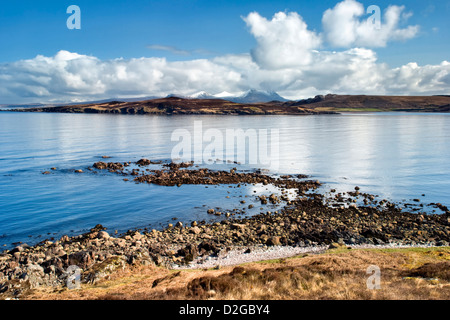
left=322, top=0, right=419, bottom=48
left=0, top=1, right=448, bottom=105
left=243, top=11, right=322, bottom=69
left=1, top=48, right=448, bottom=104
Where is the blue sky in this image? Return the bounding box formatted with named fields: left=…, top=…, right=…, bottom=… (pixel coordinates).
left=0, top=0, right=449, bottom=103
left=0, top=0, right=448, bottom=65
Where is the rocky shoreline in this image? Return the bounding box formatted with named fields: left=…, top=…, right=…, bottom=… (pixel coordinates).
left=1, top=160, right=449, bottom=298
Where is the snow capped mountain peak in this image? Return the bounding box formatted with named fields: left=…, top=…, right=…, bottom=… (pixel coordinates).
left=165, top=89, right=288, bottom=103
left=231, top=90, right=288, bottom=103
left=214, top=91, right=241, bottom=98
left=188, top=91, right=211, bottom=99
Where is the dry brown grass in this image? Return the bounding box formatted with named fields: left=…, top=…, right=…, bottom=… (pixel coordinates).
left=23, top=247, right=450, bottom=300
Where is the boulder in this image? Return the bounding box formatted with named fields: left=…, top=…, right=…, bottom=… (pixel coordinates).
left=189, top=226, right=201, bottom=235
left=266, top=236, right=281, bottom=246
left=198, top=240, right=221, bottom=256
left=60, top=235, right=70, bottom=242
left=90, top=224, right=106, bottom=233
left=131, top=231, right=143, bottom=240
left=68, top=251, right=92, bottom=269
left=93, top=162, right=108, bottom=169
left=83, top=256, right=126, bottom=284
left=177, top=244, right=198, bottom=263
left=231, top=223, right=246, bottom=230
left=136, top=159, right=151, bottom=166
left=24, top=264, right=45, bottom=289
left=97, top=231, right=110, bottom=240
left=328, top=242, right=346, bottom=249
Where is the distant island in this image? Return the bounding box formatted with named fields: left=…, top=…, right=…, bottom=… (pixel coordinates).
left=3, top=94, right=450, bottom=115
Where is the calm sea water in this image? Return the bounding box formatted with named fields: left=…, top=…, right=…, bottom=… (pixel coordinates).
left=0, top=112, right=449, bottom=248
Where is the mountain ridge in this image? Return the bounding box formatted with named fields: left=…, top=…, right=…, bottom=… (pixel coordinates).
left=2, top=94, right=450, bottom=114
left=169, top=89, right=289, bottom=103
